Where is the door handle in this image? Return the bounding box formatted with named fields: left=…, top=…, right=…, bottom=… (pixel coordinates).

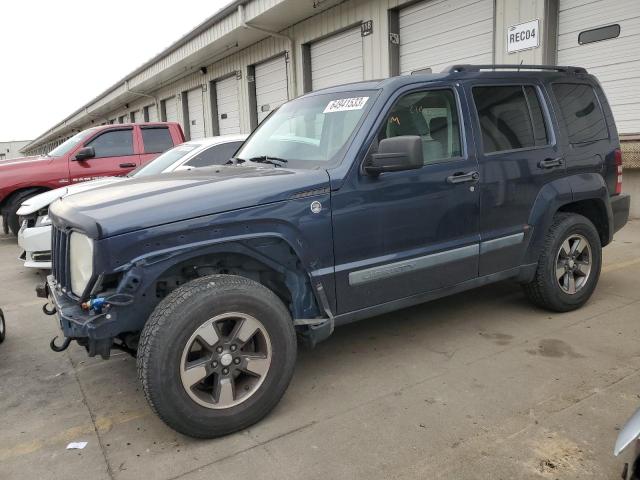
left=538, top=157, right=564, bottom=169
left=119, top=162, right=136, bottom=168
left=446, top=171, right=479, bottom=184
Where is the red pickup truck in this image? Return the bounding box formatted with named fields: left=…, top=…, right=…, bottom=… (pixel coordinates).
left=0, top=122, right=185, bottom=235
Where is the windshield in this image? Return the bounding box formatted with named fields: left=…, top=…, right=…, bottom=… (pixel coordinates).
left=235, top=91, right=376, bottom=168
left=47, top=128, right=99, bottom=157
left=129, top=144, right=201, bottom=177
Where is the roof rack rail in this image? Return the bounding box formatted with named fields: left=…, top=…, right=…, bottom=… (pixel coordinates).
left=444, top=64, right=588, bottom=74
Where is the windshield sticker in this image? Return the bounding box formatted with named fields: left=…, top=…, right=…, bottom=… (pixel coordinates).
left=323, top=96, right=369, bottom=113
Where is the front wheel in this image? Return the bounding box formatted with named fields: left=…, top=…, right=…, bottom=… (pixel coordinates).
left=137, top=275, right=297, bottom=438
left=523, top=213, right=602, bottom=312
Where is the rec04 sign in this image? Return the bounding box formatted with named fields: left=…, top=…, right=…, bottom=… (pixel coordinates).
left=507, top=19, right=540, bottom=53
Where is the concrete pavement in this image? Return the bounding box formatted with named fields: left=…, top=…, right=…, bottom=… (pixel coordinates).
left=1, top=221, right=639, bottom=479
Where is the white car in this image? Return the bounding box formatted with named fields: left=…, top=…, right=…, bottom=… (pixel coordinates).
left=17, top=134, right=247, bottom=269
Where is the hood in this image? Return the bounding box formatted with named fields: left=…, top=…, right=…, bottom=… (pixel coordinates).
left=49, top=165, right=330, bottom=239
left=16, top=177, right=123, bottom=216
left=0, top=155, right=47, bottom=167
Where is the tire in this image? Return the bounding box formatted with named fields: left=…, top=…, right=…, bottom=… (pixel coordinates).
left=523, top=213, right=602, bottom=312
left=6, top=190, right=41, bottom=236
left=0, top=309, right=5, bottom=343
left=137, top=274, right=297, bottom=438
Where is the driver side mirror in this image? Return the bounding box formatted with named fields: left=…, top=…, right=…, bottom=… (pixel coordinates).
left=74, top=146, right=95, bottom=161
left=365, top=136, right=423, bottom=176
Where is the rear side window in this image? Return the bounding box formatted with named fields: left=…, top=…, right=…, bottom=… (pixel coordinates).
left=142, top=127, right=174, bottom=154
left=185, top=142, right=243, bottom=168
left=86, top=129, right=134, bottom=158
left=552, top=83, right=608, bottom=144
left=473, top=85, right=549, bottom=154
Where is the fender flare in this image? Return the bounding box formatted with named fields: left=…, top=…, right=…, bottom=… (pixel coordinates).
left=522, top=174, right=611, bottom=268
left=112, top=233, right=328, bottom=322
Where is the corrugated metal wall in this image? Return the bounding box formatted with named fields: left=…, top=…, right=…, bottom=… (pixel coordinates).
left=557, top=0, right=640, bottom=135
left=22, top=0, right=640, bottom=156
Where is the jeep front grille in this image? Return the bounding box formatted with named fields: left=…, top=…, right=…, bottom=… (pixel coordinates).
left=51, top=226, right=69, bottom=288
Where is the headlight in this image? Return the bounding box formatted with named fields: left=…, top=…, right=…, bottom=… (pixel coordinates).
left=69, top=232, right=94, bottom=296
left=35, top=214, right=51, bottom=227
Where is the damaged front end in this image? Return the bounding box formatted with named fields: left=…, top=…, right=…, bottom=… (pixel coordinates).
left=37, top=275, right=138, bottom=359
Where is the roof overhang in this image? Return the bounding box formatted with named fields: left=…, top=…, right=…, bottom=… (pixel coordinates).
left=24, top=0, right=343, bottom=152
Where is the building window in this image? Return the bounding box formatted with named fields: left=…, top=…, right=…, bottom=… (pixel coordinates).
left=578, top=24, right=620, bottom=45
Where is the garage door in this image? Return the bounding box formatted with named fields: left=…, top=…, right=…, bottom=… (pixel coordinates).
left=186, top=87, right=206, bottom=140
left=162, top=97, right=178, bottom=123
left=557, top=0, right=640, bottom=134
left=398, top=0, right=494, bottom=74
left=216, top=76, right=241, bottom=135
left=255, top=55, right=288, bottom=124
left=146, top=104, right=158, bottom=122
left=310, top=26, right=364, bottom=90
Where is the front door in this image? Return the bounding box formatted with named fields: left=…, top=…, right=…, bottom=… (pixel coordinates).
left=69, top=127, right=140, bottom=183
left=331, top=86, right=481, bottom=314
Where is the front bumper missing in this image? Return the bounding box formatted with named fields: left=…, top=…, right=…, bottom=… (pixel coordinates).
left=38, top=276, right=116, bottom=358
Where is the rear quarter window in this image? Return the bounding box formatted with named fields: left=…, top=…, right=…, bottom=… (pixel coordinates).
left=552, top=83, right=608, bottom=144
left=142, top=127, right=174, bottom=154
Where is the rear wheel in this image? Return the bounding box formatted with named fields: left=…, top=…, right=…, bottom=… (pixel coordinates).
left=137, top=275, right=296, bottom=438
left=523, top=213, right=602, bottom=312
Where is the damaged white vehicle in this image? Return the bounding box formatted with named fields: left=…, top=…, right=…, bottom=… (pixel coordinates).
left=17, top=135, right=247, bottom=268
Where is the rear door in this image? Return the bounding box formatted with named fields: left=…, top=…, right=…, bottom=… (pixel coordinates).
left=68, top=127, right=139, bottom=183
left=466, top=81, right=564, bottom=275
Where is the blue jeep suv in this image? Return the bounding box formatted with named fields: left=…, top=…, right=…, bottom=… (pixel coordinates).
left=42, top=65, right=630, bottom=438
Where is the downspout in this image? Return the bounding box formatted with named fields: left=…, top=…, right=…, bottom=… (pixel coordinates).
left=125, top=80, right=160, bottom=116
left=238, top=3, right=297, bottom=98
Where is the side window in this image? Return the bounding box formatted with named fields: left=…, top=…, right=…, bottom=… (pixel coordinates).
left=141, top=127, right=174, bottom=154
left=185, top=142, right=243, bottom=168
left=524, top=86, right=549, bottom=146
left=552, top=83, right=608, bottom=144
left=86, top=129, right=134, bottom=158
left=381, top=89, right=462, bottom=164
left=473, top=85, right=549, bottom=154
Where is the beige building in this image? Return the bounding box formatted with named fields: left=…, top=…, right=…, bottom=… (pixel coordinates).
left=20, top=0, right=640, bottom=213
left=0, top=140, right=31, bottom=161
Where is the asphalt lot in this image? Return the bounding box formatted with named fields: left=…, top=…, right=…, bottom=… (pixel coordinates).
left=1, top=221, right=639, bottom=479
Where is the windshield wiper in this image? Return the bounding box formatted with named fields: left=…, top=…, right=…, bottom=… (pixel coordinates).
left=245, top=155, right=288, bottom=167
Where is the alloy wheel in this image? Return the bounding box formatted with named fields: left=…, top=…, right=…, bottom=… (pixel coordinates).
left=180, top=312, right=272, bottom=409
left=555, top=234, right=592, bottom=295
